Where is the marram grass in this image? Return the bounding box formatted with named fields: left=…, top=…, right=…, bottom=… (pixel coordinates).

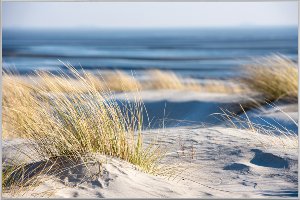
left=217, top=104, right=298, bottom=150
left=4, top=69, right=246, bottom=94
left=243, top=55, right=298, bottom=101
left=3, top=65, right=163, bottom=175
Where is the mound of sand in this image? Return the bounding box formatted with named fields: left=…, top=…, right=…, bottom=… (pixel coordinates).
left=3, top=90, right=297, bottom=198
left=3, top=126, right=297, bottom=198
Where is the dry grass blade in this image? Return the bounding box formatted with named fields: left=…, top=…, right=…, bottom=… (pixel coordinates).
left=3, top=68, right=247, bottom=94
left=216, top=105, right=298, bottom=150
left=3, top=65, right=163, bottom=175
left=242, top=55, right=298, bottom=101
left=145, top=70, right=190, bottom=90
left=102, top=70, right=142, bottom=92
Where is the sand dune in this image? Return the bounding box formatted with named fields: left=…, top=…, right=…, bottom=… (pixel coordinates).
left=2, top=90, right=297, bottom=198
left=114, top=90, right=297, bottom=130
left=3, top=126, right=297, bottom=198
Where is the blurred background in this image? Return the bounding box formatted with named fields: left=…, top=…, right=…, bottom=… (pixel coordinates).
left=2, top=2, right=298, bottom=80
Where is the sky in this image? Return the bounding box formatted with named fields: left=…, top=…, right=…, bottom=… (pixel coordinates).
left=3, top=1, right=298, bottom=30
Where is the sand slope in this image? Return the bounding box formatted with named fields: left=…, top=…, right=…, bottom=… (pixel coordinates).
left=3, top=126, right=297, bottom=198
left=2, top=90, right=298, bottom=198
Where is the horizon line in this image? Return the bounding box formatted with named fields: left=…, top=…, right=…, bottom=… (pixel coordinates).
left=3, top=25, right=298, bottom=31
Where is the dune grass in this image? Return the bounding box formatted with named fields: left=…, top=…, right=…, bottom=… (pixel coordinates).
left=4, top=69, right=246, bottom=94
left=218, top=104, right=298, bottom=150
left=142, top=70, right=245, bottom=93
left=2, top=75, right=39, bottom=139
left=33, top=71, right=104, bottom=93
left=198, top=80, right=246, bottom=93
left=2, top=162, right=46, bottom=194
left=143, top=70, right=195, bottom=90
left=242, top=55, right=298, bottom=101
left=7, top=55, right=297, bottom=97
left=102, top=70, right=142, bottom=92
left=3, top=65, right=164, bottom=177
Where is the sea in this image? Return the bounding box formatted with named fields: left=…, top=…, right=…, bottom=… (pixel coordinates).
left=2, top=27, right=298, bottom=79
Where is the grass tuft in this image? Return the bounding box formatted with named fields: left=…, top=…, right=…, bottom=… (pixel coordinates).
left=242, top=55, right=298, bottom=101
left=144, top=70, right=188, bottom=90
left=217, top=104, right=298, bottom=150
left=3, top=65, right=163, bottom=175
left=102, top=70, right=142, bottom=92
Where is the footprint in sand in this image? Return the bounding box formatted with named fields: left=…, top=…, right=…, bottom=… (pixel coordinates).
left=223, top=163, right=250, bottom=174
left=250, top=149, right=289, bottom=169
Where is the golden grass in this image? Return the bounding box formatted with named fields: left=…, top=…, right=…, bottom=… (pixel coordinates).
left=3, top=66, right=163, bottom=175
left=102, top=70, right=142, bottom=92
left=143, top=70, right=192, bottom=90
left=243, top=55, right=298, bottom=101
left=34, top=71, right=104, bottom=93
left=2, top=75, right=39, bottom=139
left=142, top=69, right=245, bottom=93
left=218, top=104, right=298, bottom=150
left=198, top=80, right=246, bottom=93
left=6, top=69, right=246, bottom=94
left=2, top=162, right=47, bottom=194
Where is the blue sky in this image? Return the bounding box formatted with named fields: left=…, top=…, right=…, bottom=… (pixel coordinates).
left=3, top=2, right=298, bottom=29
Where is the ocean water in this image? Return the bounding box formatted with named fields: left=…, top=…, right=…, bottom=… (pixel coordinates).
left=3, top=27, right=298, bottom=79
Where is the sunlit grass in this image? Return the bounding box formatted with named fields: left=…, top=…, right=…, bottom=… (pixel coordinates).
left=102, top=70, right=142, bottom=92
left=3, top=65, right=163, bottom=175
left=217, top=103, right=298, bottom=150
left=198, top=80, right=247, bottom=93
left=243, top=55, right=298, bottom=101
left=143, top=70, right=192, bottom=90
left=5, top=69, right=247, bottom=94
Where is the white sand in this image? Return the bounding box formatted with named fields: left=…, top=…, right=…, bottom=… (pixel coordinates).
left=3, top=90, right=298, bottom=198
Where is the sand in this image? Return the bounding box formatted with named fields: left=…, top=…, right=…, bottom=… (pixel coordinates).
left=2, top=90, right=298, bottom=198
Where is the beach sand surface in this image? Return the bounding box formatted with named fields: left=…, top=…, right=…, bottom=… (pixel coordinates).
left=3, top=90, right=298, bottom=198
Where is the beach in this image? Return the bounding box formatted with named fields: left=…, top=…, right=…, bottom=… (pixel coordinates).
left=2, top=85, right=298, bottom=198
left=2, top=16, right=298, bottom=198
